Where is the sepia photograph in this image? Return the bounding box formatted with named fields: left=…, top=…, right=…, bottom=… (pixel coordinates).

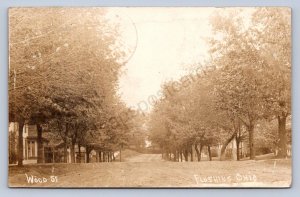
left=8, top=7, right=291, bottom=188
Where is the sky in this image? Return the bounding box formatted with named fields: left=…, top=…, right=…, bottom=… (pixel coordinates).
left=108, top=8, right=216, bottom=111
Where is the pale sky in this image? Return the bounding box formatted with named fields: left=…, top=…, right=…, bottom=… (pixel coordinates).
left=108, top=8, right=216, bottom=111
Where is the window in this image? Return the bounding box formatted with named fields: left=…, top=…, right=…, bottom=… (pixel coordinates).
left=28, top=141, right=36, bottom=157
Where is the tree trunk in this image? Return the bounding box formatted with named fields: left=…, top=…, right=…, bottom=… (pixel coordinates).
left=199, top=145, right=203, bottom=161
left=112, top=152, right=115, bottom=161
left=236, top=137, right=240, bottom=161
left=78, top=144, right=81, bottom=163
left=86, top=147, right=90, bottom=163
left=180, top=151, right=183, bottom=162
left=172, top=150, right=176, bottom=161
left=36, top=124, right=44, bottom=163
left=52, top=147, right=55, bottom=163
left=183, top=150, right=188, bottom=161
left=248, top=124, right=255, bottom=160
left=70, top=141, right=75, bottom=163
left=208, top=145, right=212, bottom=161
left=96, top=151, right=99, bottom=162
left=190, top=146, right=194, bottom=162
left=64, top=123, right=69, bottom=163
left=277, top=115, right=287, bottom=158
left=17, top=120, right=25, bottom=166
left=220, top=132, right=235, bottom=161
left=195, top=144, right=201, bottom=162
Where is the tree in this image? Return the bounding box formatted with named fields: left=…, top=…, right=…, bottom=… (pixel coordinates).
left=9, top=8, right=126, bottom=165
left=148, top=8, right=291, bottom=162
left=209, top=9, right=269, bottom=160
left=251, top=8, right=291, bottom=158
left=149, top=70, right=223, bottom=162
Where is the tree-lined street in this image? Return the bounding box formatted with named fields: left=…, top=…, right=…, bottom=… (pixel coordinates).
left=8, top=7, right=291, bottom=188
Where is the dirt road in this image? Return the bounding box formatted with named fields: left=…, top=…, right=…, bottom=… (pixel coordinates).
left=125, top=154, right=164, bottom=162
left=9, top=158, right=291, bottom=188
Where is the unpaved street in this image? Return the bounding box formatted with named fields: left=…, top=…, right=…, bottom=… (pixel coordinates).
left=125, top=154, right=164, bottom=162
left=9, top=157, right=291, bottom=188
